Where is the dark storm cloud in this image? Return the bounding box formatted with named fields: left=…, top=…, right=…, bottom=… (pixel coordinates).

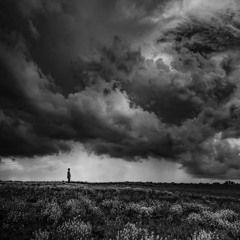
left=155, top=1, right=240, bottom=178
left=0, top=35, right=73, bottom=156
left=0, top=0, right=168, bottom=95
left=0, top=32, right=173, bottom=160
left=157, top=0, right=240, bottom=55
left=1, top=0, right=240, bottom=179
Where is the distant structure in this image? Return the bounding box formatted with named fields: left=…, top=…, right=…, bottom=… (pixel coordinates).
left=224, top=180, right=235, bottom=185
left=67, top=168, right=71, bottom=183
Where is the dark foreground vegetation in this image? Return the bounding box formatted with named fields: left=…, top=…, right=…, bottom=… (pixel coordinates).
left=0, top=181, right=240, bottom=240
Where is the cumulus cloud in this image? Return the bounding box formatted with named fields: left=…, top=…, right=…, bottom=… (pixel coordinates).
left=1, top=0, right=240, bottom=180
left=180, top=133, right=240, bottom=179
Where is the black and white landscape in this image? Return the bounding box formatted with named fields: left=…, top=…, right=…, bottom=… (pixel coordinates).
left=1, top=0, right=240, bottom=239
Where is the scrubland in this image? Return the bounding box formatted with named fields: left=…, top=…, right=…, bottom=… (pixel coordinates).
left=0, top=181, right=240, bottom=240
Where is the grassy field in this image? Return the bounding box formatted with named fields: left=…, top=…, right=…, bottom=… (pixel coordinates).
left=0, top=181, right=240, bottom=240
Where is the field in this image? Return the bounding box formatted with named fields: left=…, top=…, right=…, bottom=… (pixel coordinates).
left=0, top=181, right=240, bottom=240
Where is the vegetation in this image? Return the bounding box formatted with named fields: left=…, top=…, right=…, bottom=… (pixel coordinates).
left=0, top=181, right=240, bottom=240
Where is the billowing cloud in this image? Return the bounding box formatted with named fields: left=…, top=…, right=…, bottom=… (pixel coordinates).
left=1, top=0, right=240, bottom=180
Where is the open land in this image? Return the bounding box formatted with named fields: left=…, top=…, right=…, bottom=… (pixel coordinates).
left=0, top=181, right=240, bottom=240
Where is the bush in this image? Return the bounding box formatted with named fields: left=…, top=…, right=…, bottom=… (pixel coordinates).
left=32, top=229, right=50, bottom=240
left=192, top=229, right=218, bottom=240
left=185, top=212, right=203, bottom=226
left=42, top=202, right=62, bottom=224
left=115, top=223, right=155, bottom=240
left=169, top=204, right=183, bottom=215
left=65, top=199, right=86, bottom=218
left=53, top=219, right=92, bottom=240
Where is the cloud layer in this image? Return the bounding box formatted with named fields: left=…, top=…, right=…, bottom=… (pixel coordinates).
left=1, top=0, right=240, bottom=179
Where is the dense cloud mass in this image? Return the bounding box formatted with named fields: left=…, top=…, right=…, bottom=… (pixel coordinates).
left=1, top=0, right=240, bottom=179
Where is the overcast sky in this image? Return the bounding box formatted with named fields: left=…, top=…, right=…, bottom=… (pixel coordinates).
left=1, top=0, right=240, bottom=182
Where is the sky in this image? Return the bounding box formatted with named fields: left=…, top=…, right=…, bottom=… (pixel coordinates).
left=1, top=0, right=240, bottom=182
